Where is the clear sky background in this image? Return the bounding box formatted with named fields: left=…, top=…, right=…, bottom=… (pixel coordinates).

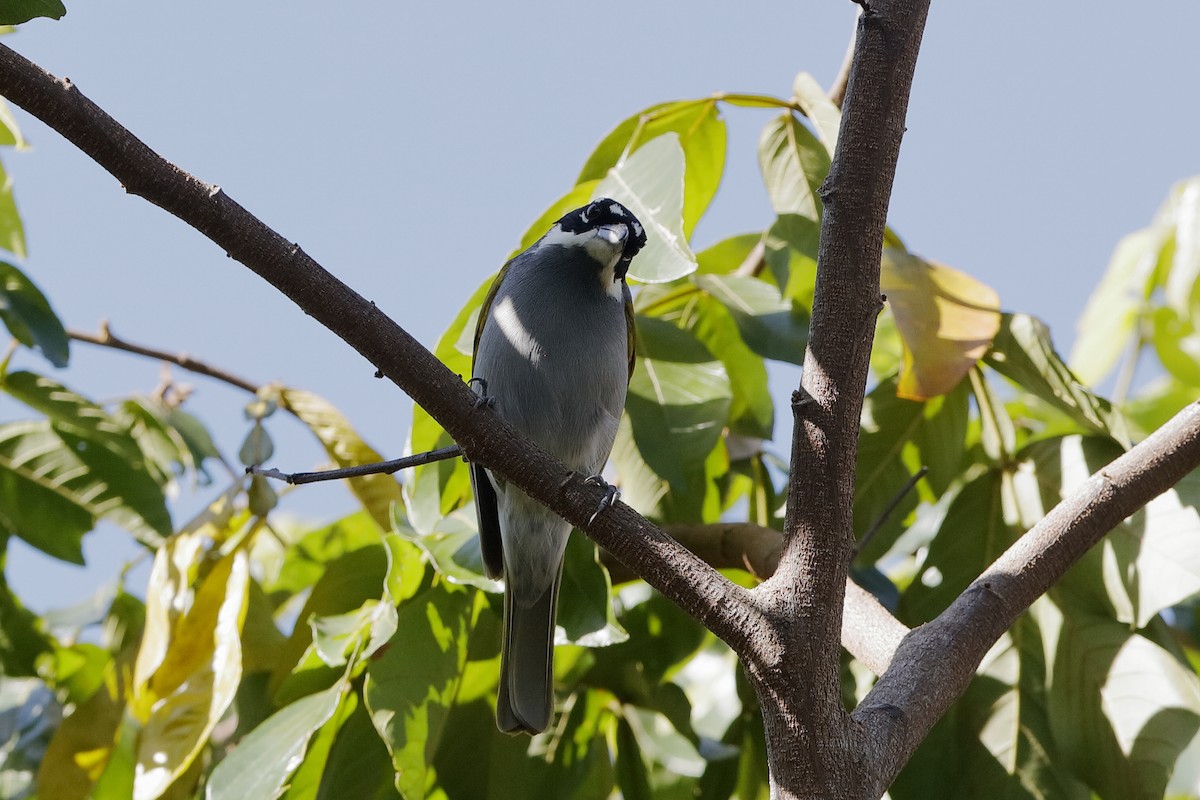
left=3, top=2, right=1200, bottom=611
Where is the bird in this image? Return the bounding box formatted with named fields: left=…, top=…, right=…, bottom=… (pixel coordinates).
left=469, top=197, right=646, bottom=734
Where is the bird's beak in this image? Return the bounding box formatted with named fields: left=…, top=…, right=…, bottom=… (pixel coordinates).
left=595, top=223, right=628, bottom=247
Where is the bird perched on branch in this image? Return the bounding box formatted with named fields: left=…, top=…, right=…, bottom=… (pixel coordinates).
left=470, top=198, right=646, bottom=734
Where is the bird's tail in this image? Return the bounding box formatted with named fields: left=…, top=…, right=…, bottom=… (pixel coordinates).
left=496, top=568, right=562, bottom=735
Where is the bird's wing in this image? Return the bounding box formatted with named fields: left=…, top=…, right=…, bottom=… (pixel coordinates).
left=624, top=282, right=636, bottom=384
left=470, top=463, right=505, bottom=580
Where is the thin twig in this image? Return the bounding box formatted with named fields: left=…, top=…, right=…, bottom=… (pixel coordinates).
left=854, top=465, right=928, bottom=557
left=249, top=445, right=463, bottom=484
left=827, top=7, right=861, bottom=108
left=70, top=322, right=260, bottom=394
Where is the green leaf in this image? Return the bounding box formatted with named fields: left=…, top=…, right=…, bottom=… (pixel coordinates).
left=1151, top=305, right=1200, bottom=387
left=596, top=133, right=697, bottom=283
left=0, top=0, right=66, bottom=24
left=1070, top=227, right=1163, bottom=385
left=615, top=714, right=653, bottom=800
left=364, top=583, right=476, bottom=799
left=881, top=250, right=1002, bottom=400
left=270, top=543, right=401, bottom=702
left=900, top=469, right=1012, bottom=624
left=0, top=100, right=28, bottom=148
left=0, top=536, right=56, bottom=675
left=758, top=113, right=830, bottom=222
left=578, top=99, right=726, bottom=238
left=277, top=387, right=403, bottom=531
left=1038, top=600, right=1200, bottom=800
left=791, top=72, right=840, bottom=156
left=985, top=313, right=1131, bottom=446
left=637, top=282, right=772, bottom=439
left=206, top=680, right=346, bottom=800
left=762, top=214, right=820, bottom=308
left=625, top=317, right=731, bottom=491
left=695, top=233, right=764, bottom=275
left=405, top=277, right=492, bottom=535
left=0, top=159, right=26, bottom=258
left=1026, top=435, right=1200, bottom=628
left=556, top=534, right=627, bottom=647
left=854, top=377, right=969, bottom=562
left=391, top=505, right=499, bottom=592
left=0, top=419, right=172, bottom=559
left=694, top=273, right=809, bottom=365
left=0, top=261, right=68, bottom=366
left=308, top=697, right=399, bottom=800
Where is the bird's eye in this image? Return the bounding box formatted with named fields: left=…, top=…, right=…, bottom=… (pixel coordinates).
left=585, top=201, right=606, bottom=224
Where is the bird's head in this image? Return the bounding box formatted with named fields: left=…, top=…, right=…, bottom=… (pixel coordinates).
left=543, top=198, right=647, bottom=280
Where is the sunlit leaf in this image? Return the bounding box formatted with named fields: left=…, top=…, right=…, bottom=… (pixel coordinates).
left=762, top=214, right=819, bottom=309
left=37, top=675, right=124, bottom=800
left=625, top=317, right=731, bottom=491
left=986, top=313, right=1131, bottom=446
left=0, top=261, right=68, bottom=367
left=1070, top=228, right=1163, bottom=385
left=758, top=113, right=829, bottom=222
left=1038, top=600, right=1200, bottom=800
left=364, top=584, right=476, bottom=799
left=1026, top=435, right=1200, bottom=628
left=133, top=550, right=249, bottom=800
left=694, top=273, right=809, bottom=365
left=205, top=680, right=346, bottom=800
left=791, top=72, right=840, bottom=156
left=637, top=281, right=773, bottom=439
left=881, top=250, right=1001, bottom=400
left=392, top=505, right=499, bottom=592
left=0, top=159, right=26, bottom=258
left=596, top=133, right=697, bottom=283
left=578, top=99, right=726, bottom=237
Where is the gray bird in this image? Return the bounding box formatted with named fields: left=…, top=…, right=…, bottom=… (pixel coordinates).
left=470, top=198, right=646, bottom=734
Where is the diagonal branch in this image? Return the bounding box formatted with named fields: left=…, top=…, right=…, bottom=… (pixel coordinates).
left=855, top=399, right=1200, bottom=793
left=0, top=43, right=761, bottom=650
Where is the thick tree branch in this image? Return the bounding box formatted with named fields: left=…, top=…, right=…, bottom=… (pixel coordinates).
left=0, top=43, right=761, bottom=651
left=855, top=399, right=1200, bottom=794
left=752, top=2, right=931, bottom=796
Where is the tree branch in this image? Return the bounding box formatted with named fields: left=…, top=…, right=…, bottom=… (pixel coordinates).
left=752, top=1, right=931, bottom=795
left=855, top=399, right=1200, bottom=794
left=0, top=43, right=761, bottom=652
left=69, top=322, right=261, bottom=394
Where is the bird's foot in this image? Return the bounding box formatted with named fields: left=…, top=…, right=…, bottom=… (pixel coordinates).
left=584, top=475, right=620, bottom=525
left=468, top=377, right=495, bottom=409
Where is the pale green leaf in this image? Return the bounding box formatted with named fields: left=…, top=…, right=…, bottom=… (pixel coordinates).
left=556, top=534, right=627, bottom=647
left=626, top=317, right=731, bottom=491
left=758, top=113, right=829, bottom=221
left=791, top=71, right=840, bottom=156
left=595, top=133, right=697, bottom=283
left=576, top=99, right=726, bottom=237
left=391, top=505, right=499, bottom=592
left=1070, top=228, right=1163, bottom=385
left=694, top=273, right=809, bottom=365
left=205, top=681, right=346, bottom=800
left=0, top=158, right=25, bottom=258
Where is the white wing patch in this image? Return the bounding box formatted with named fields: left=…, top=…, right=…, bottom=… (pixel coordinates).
left=493, top=295, right=544, bottom=365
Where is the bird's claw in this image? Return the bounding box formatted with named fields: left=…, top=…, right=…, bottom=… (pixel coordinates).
left=468, top=377, right=495, bottom=409
left=584, top=475, right=620, bottom=525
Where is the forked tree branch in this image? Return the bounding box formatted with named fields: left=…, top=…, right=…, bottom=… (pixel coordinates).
left=0, top=42, right=761, bottom=652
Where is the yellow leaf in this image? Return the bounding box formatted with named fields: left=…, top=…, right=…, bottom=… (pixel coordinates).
left=133, top=550, right=249, bottom=800
left=276, top=387, right=402, bottom=530
left=882, top=250, right=1002, bottom=400
left=37, top=678, right=125, bottom=800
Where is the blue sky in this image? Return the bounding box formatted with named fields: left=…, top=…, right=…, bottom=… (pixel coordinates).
left=3, top=2, right=1200, bottom=610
